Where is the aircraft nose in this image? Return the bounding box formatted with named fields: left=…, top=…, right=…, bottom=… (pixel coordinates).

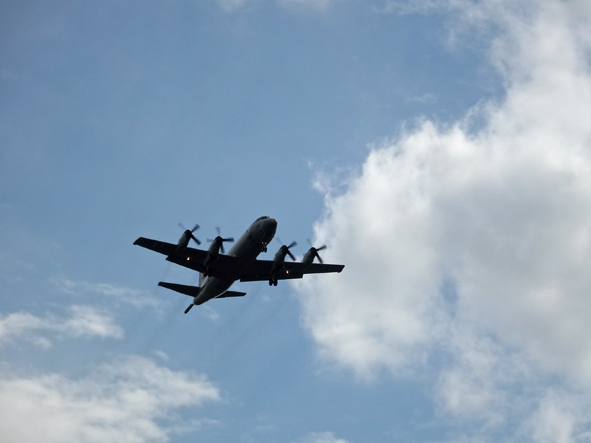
left=267, top=218, right=277, bottom=234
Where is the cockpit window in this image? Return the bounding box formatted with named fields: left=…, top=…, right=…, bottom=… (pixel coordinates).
left=256, top=216, right=270, bottom=222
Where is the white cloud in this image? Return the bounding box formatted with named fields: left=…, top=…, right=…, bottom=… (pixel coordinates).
left=63, top=305, right=125, bottom=338
left=524, top=392, right=578, bottom=443
left=296, top=431, right=350, bottom=443
left=297, top=0, right=591, bottom=438
left=435, top=332, right=507, bottom=424
left=201, top=306, right=220, bottom=323
left=52, top=276, right=160, bottom=309
left=0, top=356, right=220, bottom=443
left=0, top=306, right=124, bottom=348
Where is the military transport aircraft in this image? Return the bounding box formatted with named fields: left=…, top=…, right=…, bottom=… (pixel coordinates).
left=133, top=216, right=344, bottom=313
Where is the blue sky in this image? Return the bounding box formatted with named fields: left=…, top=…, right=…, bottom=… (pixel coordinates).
left=3, top=0, right=591, bottom=442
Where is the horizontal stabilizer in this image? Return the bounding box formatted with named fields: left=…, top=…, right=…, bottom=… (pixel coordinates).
left=216, top=290, right=246, bottom=298
left=158, top=282, right=201, bottom=297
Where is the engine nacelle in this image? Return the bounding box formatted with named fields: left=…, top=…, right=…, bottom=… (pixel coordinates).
left=208, top=237, right=223, bottom=256
left=273, top=245, right=289, bottom=266
left=175, top=230, right=191, bottom=254
left=301, top=248, right=315, bottom=270
left=175, top=223, right=200, bottom=255
left=301, top=244, right=326, bottom=270
left=269, top=241, right=296, bottom=286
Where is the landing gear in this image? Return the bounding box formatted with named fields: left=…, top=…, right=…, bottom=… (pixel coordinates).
left=269, top=277, right=278, bottom=286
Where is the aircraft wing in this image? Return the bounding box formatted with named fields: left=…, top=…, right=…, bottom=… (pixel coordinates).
left=239, top=260, right=344, bottom=282
left=166, top=253, right=244, bottom=279
left=133, top=237, right=179, bottom=257
left=133, top=237, right=244, bottom=279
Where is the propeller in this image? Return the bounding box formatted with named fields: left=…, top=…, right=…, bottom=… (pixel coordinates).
left=178, top=222, right=201, bottom=245
left=207, top=227, right=234, bottom=254
left=277, top=238, right=297, bottom=261
left=307, top=239, right=327, bottom=264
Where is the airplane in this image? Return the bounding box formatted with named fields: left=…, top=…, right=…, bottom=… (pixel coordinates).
left=133, top=216, right=344, bottom=313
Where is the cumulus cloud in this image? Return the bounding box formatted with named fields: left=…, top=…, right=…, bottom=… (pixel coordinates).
left=297, top=0, right=591, bottom=439
left=0, top=356, right=220, bottom=443
left=51, top=276, right=160, bottom=309
left=0, top=306, right=124, bottom=348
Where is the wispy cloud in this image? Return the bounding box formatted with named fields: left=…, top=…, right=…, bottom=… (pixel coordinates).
left=216, top=0, right=251, bottom=13
left=298, top=0, right=591, bottom=439
left=0, top=70, right=18, bottom=80
left=51, top=276, right=160, bottom=309
left=278, top=0, right=338, bottom=12
left=201, top=306, right=220, bottom=323
left=295, top=431, right=350, bottom=443
left=405, top=92, right=437, bottom=104
left=377, top=0, right=445, bottom=15
left=0, top=306, right=124, bottom=348
left=0, top=356, right=220, bottom=442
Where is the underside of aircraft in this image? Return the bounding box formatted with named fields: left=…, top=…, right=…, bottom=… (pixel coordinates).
left=134, top=216, right=344, bottom=312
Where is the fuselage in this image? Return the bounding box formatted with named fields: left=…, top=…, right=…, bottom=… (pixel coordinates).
left=193, top=216, right=277, bottom=306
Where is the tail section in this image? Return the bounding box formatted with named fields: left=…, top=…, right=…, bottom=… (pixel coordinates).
left=158, top=282, right=247, bottom=312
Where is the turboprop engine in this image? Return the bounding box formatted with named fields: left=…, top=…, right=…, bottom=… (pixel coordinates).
left=301, top=242, right=327, bottom=271
left=203, top=227, right=234, bottom=276
left=269, top=240, right=297, bottom=286
left=175, top=223, right=201, bottom=255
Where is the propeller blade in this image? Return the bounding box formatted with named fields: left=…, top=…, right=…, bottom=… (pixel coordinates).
left=287, top=241, right=297, bottom=249
left=191, top=224, right=200, bottom=233
left=315, top=251, right=324, bottom=264
left=287, top=250, right=296, bottom=261
left=184, top=303, right=194, bottom=314
left=222, top=237, right=234, bottom=243
left=316, top=245, right=327, bottom=252
left=190, top=233, right=201, bottom=245
left=178, top=222, right=186, bottom=230
left=220, top=243, right=225, bottom=254
left=216, top=226, right=221, bottom=236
